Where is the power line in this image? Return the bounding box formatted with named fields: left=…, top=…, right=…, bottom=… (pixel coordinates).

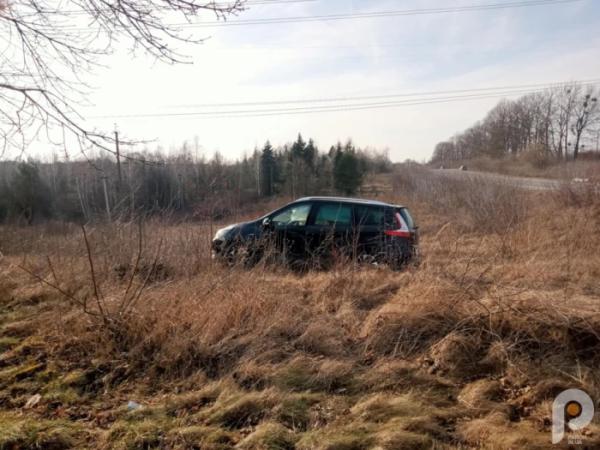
left=24, top=0, right=317, bottom=16
left=169, top=0, right=582, bottom=28
left=90, top=79, right=600, bottom=120
left=41, top=0, right=583, bottom=31
left=166, top=85, right=600, bottom=118
left=189, top=31, right=600, bottom=51
left=240, top=0, right=318, bottom=4
left=161, top=79, right=600, bottom=109
left=240, top=0, right=317, bottom=4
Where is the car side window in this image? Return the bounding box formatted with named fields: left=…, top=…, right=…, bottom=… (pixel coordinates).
left=271, top=203, right=312, bottom=227
left=354, top=205, right=384, bottom=226
left=314, top=203, right=352, bottom=226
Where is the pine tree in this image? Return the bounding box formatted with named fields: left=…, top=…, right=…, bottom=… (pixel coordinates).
left=10, top=161, right=52, bottom=224
left=291, top=133, right=306, bottom=161
left=260, top=141, right=276, bottom=197
left=304, top=139, right=316, bottom=169
left=333, top=143, right=363, bottom=195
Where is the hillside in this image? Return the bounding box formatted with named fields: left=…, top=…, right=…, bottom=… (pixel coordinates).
left=0, top=167, right=599, bottom=449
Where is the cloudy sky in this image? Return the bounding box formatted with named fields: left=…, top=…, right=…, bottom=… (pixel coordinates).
left=81, top=0, right=600, bottom=162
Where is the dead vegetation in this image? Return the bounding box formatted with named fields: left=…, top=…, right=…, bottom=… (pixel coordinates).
left=0, top=169, right=599, bottom=449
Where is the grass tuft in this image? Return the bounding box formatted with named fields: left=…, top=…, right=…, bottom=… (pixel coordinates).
left=237, top=422, right=297, bottom=450
left=0, top=412, right=85, bottom=449
left=205, top=389, right=279, bottom=429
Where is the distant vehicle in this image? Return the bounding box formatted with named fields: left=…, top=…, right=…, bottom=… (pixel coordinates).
left=212, top=197, right=418, bottom=269
left=459, top=165, right=468, bottom=171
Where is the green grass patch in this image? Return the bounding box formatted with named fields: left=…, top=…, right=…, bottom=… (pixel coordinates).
left=0, top=412, right=86, bottom=450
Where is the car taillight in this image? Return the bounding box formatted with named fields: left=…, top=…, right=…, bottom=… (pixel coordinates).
left=384, top=212, right=411, bottom=238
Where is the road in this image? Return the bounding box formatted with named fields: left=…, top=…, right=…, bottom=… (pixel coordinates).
left=432, top=168, right=564, bottom=191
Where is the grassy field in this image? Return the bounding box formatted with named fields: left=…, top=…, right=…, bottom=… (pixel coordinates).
left=0, top=167, right=599, bottom=449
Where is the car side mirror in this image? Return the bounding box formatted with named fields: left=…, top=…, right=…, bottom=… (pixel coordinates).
left=262, top=217, right=273, bottom=229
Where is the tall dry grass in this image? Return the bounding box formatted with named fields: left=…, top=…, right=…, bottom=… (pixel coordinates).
left=392, top=164, right=529, bottom=234
left=1, top=169, right=599, bottom=448
left=2, top=170, right=598, bottom=378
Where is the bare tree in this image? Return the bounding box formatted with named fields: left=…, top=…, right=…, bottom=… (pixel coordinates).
left=484, top=100, right=512, bottom=156
left=571, top=88, right=599, bottom=159
left=553, top=84, right=579, bottom=160
left=432, top=82, right=600, bottom=163
left=0, top=0, right=245, bottom=159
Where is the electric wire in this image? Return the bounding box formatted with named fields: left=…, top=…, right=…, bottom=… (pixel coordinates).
left=36, top=0, right=583, bottom=31
left=90, top=79, right=600, bottom=120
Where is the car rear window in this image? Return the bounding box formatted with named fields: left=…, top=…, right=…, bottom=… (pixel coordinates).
left=314, top=203, right=352, bottom=226
left=398, top=207, right=415, bottom=229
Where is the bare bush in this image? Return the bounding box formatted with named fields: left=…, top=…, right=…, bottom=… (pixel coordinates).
left=555, top=180, right=600, bottom=208
left=393, top=165, right=528, bottom=233
left=520, top=143, right=555, bottom=169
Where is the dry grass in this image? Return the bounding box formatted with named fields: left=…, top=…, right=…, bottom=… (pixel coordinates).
left=0, top=169, right=599, bottom=448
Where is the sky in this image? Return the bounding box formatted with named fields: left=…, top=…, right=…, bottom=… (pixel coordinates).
left=66, top=0, right=600, bottom=161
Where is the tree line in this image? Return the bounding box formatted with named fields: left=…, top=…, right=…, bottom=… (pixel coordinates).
left=0, top=135, right=391, bottom=224
left=431, top=83, right=600, bottom=165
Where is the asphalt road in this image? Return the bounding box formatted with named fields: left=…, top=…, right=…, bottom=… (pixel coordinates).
left=432, top=169, right=564, bottom=191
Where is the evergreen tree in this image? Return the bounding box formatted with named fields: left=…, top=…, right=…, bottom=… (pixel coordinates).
left=140, top=164, right=176, bottom=211
left=333, top=143, right=363, bottom=195
left=260, top=141, right=276, bottom=197
left=304, top=138, right=317, bottom=169
left=291, top=133, right=306, bottom=161
left=10, top=161, right=52, bottom=224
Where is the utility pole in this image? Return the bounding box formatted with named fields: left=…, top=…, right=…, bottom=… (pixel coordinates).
left=75, top=177, right=88, bottom=221
left=101, top=176, right=112, bottom=222
left=291, top=157, right=296, bottom=198
left=256, top=150, right=260, bottom=197
left=115, top=129, right=122, bottom=193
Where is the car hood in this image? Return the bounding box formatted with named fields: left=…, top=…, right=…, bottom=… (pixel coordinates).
left=214, top=220, right=261, bottom=241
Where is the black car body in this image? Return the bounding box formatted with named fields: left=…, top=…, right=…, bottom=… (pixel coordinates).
left=211, top=197, right=418, bottom=269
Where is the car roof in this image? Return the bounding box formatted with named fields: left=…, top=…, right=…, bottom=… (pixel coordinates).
left=295, top=196, right=404, bottom=208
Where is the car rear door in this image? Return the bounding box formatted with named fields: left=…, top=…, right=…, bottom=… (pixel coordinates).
left=305, top=202, right=353, bottom=260
left=352, top=204, right=386, bottom=259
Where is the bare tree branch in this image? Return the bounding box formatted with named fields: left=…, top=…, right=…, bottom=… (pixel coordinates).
left=0, top=0, right=246, bottom=161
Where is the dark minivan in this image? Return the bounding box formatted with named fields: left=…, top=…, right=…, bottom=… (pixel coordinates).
left=211, top=197, right=418, bottom=269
